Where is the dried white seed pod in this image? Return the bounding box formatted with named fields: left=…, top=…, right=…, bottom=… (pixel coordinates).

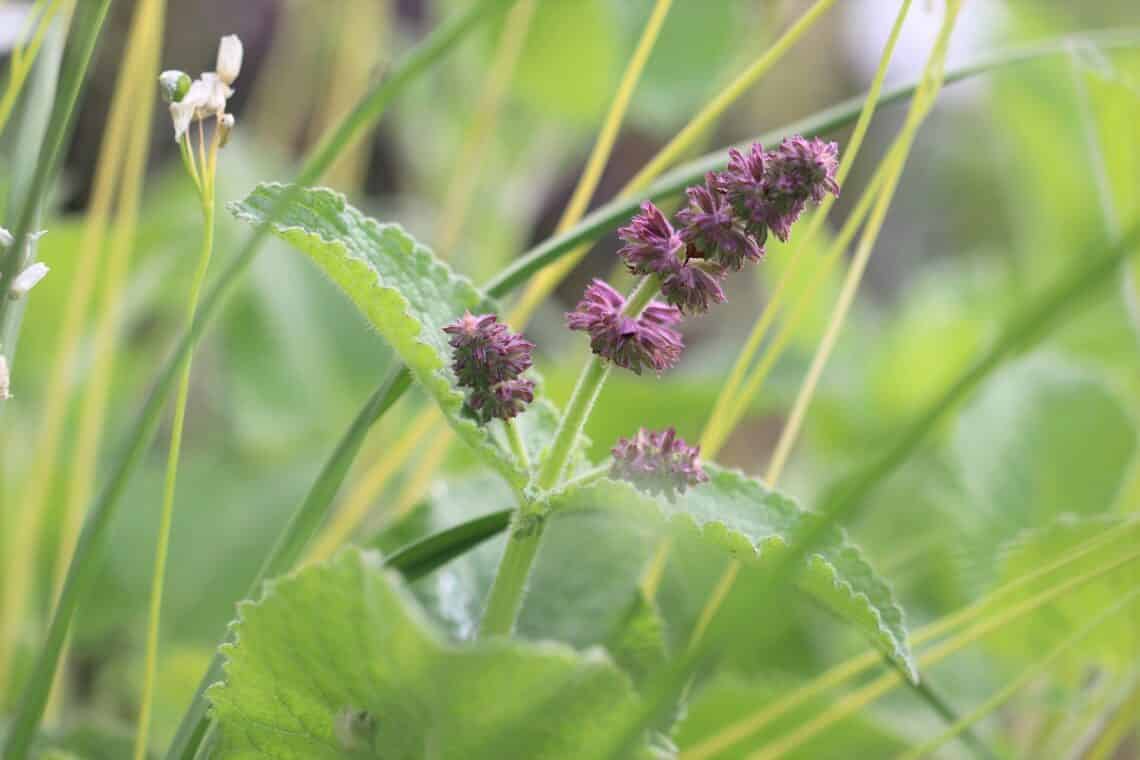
left=218, top=113, right=235, bottom=147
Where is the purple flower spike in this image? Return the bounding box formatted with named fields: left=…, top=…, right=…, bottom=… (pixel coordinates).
left=660, top=260, right=727, bottom=315
left=610, top=427, right=708, bottom=500
left=758, top=136, right=840, bottom=242
left=618, top=201, right=684, bottom=276
left=566, top=279, right=684, bottom=375
left=677, top=176, right=764, bottom=271
left=443, top=311, right=535, bottom=423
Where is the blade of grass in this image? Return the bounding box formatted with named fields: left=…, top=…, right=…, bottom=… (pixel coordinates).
left=699, top=0, right=913, bottom=459
left=2, top=2, right=511, bottom=756
left=681, top=519, right=1140, bottom=760
left=895, top=588, right=1140, bottom=760
left=0, top=0, right=108, bottom=374
left=436, top=0, right=536, bottom=254
left=745, top=548, right=1140, bottom=760
left=1079, top=677, right=1140, bottom=760
left=0, top=0, right=68, bottom=137
left=383, top=508, right=512, bottom=580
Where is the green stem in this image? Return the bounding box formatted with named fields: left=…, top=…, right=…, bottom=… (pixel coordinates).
left=504, top=418, right=530, bottom=473
left=535, top=275, right=659, bottom=491
left=478, top=514, right=544, bottom=638
left=133, top=139, right=217, bottom=760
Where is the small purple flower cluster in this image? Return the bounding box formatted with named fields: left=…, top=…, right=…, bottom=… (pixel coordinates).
left=567, top=136, right=840, bottom=372
left=610, top=427, right=708, bottom=500
left=565, top=280, right=683, bottom=375
left=443, top=312, right=535, bottom=423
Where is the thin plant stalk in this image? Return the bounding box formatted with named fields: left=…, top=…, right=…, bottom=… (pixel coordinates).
left=742, top=547, right=1140, bottom=760
left=699, top=0, right=913, bottom=457
left=1079, top=679, right=1140, bottom=760
left=437, top=0, right=537, bottom=254
left=894, top=589, right=1140, bottom=760
left=764, top=0, right=962, bottom=483
left=679, top=519, right=1140, bottom=760
left=133, top=122, right=221, bottom=760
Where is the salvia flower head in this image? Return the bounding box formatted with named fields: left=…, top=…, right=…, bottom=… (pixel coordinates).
left=443, top=311, right=535, bottom=423
left=660, top=260, right=726, bottom=315
left=756, top=136, right=840, bottom=242
left=715, top=143, right=770, bottom=238
left=610, top=427, right=708, bottom=500
left=566, top=280, right=683, bottom=375
left=618, top=201, right=683, bottom=276
left=677, top=175, right=763, bottom=272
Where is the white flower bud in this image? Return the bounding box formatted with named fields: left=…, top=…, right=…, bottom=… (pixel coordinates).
left=9, top=262, right=49, bottom=298
left=0, top=355, right=10, bottom=401
left=216, top=35, right=243, bottom=86
left=0, top=227, right=12, bottom=248
left=159, top=70, right=192, bottom=103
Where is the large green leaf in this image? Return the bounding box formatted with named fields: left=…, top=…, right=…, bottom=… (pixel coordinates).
left=231, top=183, right=536, bottom=489
left=558, top=466, right=917, bottom=682
left=207, top=549, right=651, bottom=759
left=951, top=356, right=1137, bottom=585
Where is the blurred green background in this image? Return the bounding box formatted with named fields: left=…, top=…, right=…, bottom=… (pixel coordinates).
left=3, top=0, right=1140, bottom=755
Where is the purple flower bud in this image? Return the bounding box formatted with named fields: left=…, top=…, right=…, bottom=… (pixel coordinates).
left=618, top=201, right=684, bottom=276
left=757, top=136, right=840, bottom=242
left=677, top=176, right=764, bottom=271
left=443, top=312, right=535, bottom=422
left=660, top=260, right=727, bottom=315
left=468, top=377, right=535, bottom=423
left=610, top=427, right=708, bottom=500
left=715, top=144, right=770, bottom=238
left=566, top=279, right=684, bottom=375
left=444, top=312, right=534, bottom=387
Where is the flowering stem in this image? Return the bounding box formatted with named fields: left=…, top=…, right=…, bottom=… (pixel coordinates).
left=134, top=126, right=219, bottom=760
left=536, top=274, right=660, bottom=492
left=504, top=418, right=530, bottom=473
left=478, top=513, right=543, bottom=638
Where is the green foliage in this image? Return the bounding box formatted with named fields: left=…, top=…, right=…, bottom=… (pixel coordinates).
left=567, top=467, right=918, bottom=682
left=988, top=516, right=1140, bottom=677
left=208, top=549, right=651, bottom=759
left=950, top=356, right=1137, bottom=584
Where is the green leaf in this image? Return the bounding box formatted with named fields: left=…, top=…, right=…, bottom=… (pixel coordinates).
left=207, top=548, right=650, bottom=759
left=951, top=356, right=1137, bottom=584
left=987, top=515, right=1140, bottom=677
left=231, top=183, right=535, bottom=489
left=559, top=466, right=918, bottom=682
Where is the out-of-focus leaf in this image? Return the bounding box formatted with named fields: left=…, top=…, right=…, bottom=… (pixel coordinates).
left=674, top=674, right=909, bottom=759
left=231, top=183, right=540, bottom=489
left=511, top=0, right=618, bottom=125
left=560, top=467, right=917, bottom=682
left=950, top=355, right=1136, bottom=584
left=207, top=548, right=651, bottom=759
left=988, top=515, right=1140, bottom=678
